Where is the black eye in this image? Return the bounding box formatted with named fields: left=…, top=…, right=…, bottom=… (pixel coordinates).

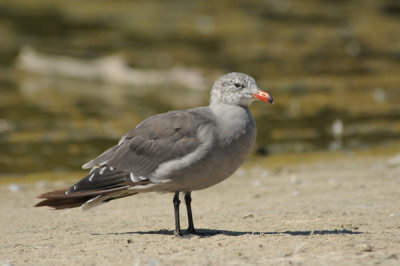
left=234, top=83, right=243, bottom=89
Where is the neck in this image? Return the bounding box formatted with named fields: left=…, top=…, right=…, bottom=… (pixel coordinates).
left=209, top=102, right=253, bottom=143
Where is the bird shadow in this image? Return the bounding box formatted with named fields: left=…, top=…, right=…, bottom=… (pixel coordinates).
left=92, top=228, right=362, bottom=237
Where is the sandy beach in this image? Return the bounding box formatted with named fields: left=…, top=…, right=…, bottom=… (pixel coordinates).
left=1, top=151, right=400, bottom=265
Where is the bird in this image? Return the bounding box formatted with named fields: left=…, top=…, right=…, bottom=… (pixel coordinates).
left=35, top=72, right=274, bottom=236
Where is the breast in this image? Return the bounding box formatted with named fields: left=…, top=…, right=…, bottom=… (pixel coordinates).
left=161, top=107, right=257, bottom=192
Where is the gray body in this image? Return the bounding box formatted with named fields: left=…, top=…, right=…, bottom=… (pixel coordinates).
left=35, top=72, right=271, bottom=212
left=152, top=104, right=256, bottom=192
left=78, top=103, right=256, bottom=203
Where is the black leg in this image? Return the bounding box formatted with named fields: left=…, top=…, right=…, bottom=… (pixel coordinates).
left=184, top=191, right=196, bottom=234
left=173, top=192, right=182, bottom=236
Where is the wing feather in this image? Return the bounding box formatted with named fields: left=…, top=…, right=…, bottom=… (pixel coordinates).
left=82, top=108, right=215, bottom=179
left=36, top=108, right=215, bottom=210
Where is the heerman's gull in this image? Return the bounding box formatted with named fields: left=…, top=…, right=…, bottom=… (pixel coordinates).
left=35, top=72, right=274, bottom=236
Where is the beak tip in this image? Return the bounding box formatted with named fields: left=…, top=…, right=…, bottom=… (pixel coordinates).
left=269, top=96, right=274, bottom=104
left=254, top=89, right=274, bottom=104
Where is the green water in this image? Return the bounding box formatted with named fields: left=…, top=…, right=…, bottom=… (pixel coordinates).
left=0, top=0, right=400, bottom=176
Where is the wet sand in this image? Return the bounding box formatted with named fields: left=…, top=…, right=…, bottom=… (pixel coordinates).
left=1, top=152, right=400, bottom=265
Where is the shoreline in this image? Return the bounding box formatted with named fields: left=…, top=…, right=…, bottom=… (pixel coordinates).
left=1, top=151, right=400, bottom=265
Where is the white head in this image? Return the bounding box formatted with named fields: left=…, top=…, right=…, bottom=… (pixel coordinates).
left=210, top=72, right=273, bottom=107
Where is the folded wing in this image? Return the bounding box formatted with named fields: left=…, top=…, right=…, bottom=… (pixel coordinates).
left=36, top=108, right=215, bottom=209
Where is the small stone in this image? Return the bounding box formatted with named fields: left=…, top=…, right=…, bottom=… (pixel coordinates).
left=8, top=184, right=23, bottom=192
left=388, top=153, right=400, bottom=166
left=292, top=190, right=300, bottom=196
left=147, top=259, right=159, bottom=266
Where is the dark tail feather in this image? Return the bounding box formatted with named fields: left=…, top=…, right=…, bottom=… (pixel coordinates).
left=35, top=189, right=95, bottom=210
left=35, top=187, right=138, bottom=210
left=35, top=197, right=94, bottom=209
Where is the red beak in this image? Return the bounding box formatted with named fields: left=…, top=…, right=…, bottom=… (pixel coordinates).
left=254, top=89, right=274, bottom=104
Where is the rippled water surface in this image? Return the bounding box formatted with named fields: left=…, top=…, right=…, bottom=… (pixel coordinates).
left=0, top=0, right=399, bottom=176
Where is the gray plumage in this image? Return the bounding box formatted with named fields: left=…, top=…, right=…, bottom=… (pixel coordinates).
left=35, top=72, right=273, bottom=236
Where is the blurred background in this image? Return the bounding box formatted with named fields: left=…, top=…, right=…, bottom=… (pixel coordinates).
left=0, top=0, right=400, bottom=178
